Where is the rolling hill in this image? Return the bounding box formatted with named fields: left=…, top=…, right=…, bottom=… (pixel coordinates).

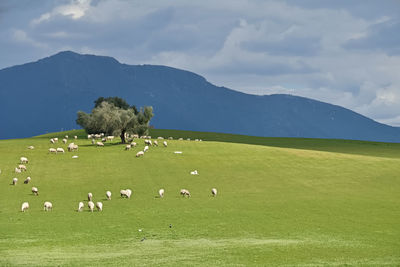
left=0, top=130, right=399, bottom=265
left=0, top=51, right=399, bottom=142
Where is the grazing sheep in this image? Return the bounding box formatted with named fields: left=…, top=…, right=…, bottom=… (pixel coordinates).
left=187, top=138, right=191, bottom=141
left=133, top=134, right=139, bottom=138
left=91, top=139, right=95, bottom=144
left=94, top=134, right=101, bottom=139
left=74, top=135, right=78, bottom=140
left=102, top=138, right=107, bottom=142
left=20, top=157, right=29, bottom=164
left=53, top=138, right=58, bottom=143
left=62, top=138, right=67, bottom=144
left=43, top=201, right=53, bottom=211
left=125, top=144, right=131, bottom=151
left=178, top=138, right=183, bottom=141
left=180, top=189, right=191, bottom=198
left=120, top=189, right=132, bottom=198
left=211, top=188, right=217, bottom=197
left=32, top=187, right=38, bottom=195
left=56, top=148, right=65, bottom=153
left=27, top=146, right=35, bottom=150
left=24, top=177, right=31, bottom=184
left=144, top=146, right=149, bottom=152
left=65, top=135, right=69, bottom=139
left=15, top=167, right=21, bottom=173
left=131, top=142, right=137, bottom=147
left=190, top=170, right=198, bottom=175
left=96, top=142, right=104, bottom=147
left=106, top=191, right=112, bottom=200
left=88, top=134, right=93, bottom=139
left=21, top=202, right=29, bottom=212
left=50, top=138, right=55, bottom=144
left=163, top=141, right=168, bottom=147
left=12, top=178, right=18, bottom=185
left=106, top=136, right=114, bottom=142
left=49, top=148, right=57, bottom=154
left=157, top=137, right=164, bottom=140
left=159, top=189, right=165, bottom=198
left=68, top=143, right=78, bottom=152
left=96, top=202, right=103, bottom=211
left=136, top=151, right=144, bottom=157
left=78, top=202, right=84, bottom=212
left=88, top=192, right=93, bottom=201
left=18, top=164, right=27, bottom=171
left=153, top=140, right=158, bottom=146
left=88, top=201, right=94, bottom=212
left=168, top=137, right=173, bottom=140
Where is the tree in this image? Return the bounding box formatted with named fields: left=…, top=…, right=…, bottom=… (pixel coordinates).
left=76, top=99, right=153, bottom=143
left=94, top=96, right=138, bottom=114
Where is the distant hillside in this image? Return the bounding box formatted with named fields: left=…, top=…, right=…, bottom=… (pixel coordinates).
left=1, top=51, right=399, bottom=142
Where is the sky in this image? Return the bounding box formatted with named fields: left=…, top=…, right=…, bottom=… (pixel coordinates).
left=1, top=0, right=400, bottom=126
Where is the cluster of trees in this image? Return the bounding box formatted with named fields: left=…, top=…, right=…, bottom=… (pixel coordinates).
left=76, top=97, right=153, bottom=143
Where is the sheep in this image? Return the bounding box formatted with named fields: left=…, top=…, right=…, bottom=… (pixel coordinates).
left=88, top=201, right=94, bottom=212
left=187, top=138, right=191, bottom=141
left=96, top=142, right=104, bottom=147
left=131, top=142, right=137, bottom=147
left=32, top=187, right=38, bottom=195
left=27, top=146, right=35, bottom=150
left=21, top=202, right=29, bottom=212
left=68, top=143, right=78, bottom=152
left=133, top=134, right=139, bottom=138
left=157, top=137, right=164, bottom=140
left=190, top=170, right=199, bottom=175
left=50, top=138, right=55, bottom=144
left=74, top=135, right=78, bottom=140
left=180, top=189, right=191, bottom=198
left=168, top=137, right=173, bottom=140
left=102, top=138, right=107, bottom=142
left=125, top=144, right=131, bottom=151
left=144, top=146, right=149, bottom=152
left=15, top=167, right=21, bottom=173
left=91, top=139, right=95, bottom=145
left=106, top=191, right=111, bottom=200
left=94, top=134, right=101, bottom=139
left=195, top=139, right=199, bottom=141
left=144, top=139, right=152, bottom=146
left=65, top=135, right=69, bottom=139
left=53, top=138, right=58, bottom=143
left=78, top=202, right=84, bottom=212
left=88, top=192, right=93, bottom=201
left=18, top=164, right=27, bottom=171
left=56, top=148, right=65, bottom=153
left=88, top=134, right=93, bottom=139
left=12, top=178, right=18, bottom=185
left=153, top=140, right=158, bottom=146
left=43, top=201, right=53, bottom=211
left=49, top=148, right=57, bottom=153
left=62, top=138, right=67, bottom=144
left=24, top=177, right=31, bottom=184
left=163, top=141, right=168, bottom=147
left=178, top=138, right=183, bottom=141
left=106, top=136, right=114, bottom=142
left=20, top=157, right=28, bottom=164
left=96, top=202, right=103, bottom=211
left=120, top=189, right=132, bottom=198
left=136, top=151, right=144, bottom=157
left=211, top=188, right=217, bottom=197
left=159, top=189, right=165, bottom=198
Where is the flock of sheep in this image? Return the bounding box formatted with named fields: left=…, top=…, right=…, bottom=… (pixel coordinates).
left=8, top=132, right=217, bottom=213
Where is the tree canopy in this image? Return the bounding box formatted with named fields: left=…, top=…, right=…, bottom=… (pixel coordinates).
left=76, top=98, right=153, bottom=143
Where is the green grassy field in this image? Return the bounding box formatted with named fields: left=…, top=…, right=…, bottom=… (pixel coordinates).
left=0, top=129, right=399, bottom=266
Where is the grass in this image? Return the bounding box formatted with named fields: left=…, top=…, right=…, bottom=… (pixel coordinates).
left=0, top=129, right=399, bottom=266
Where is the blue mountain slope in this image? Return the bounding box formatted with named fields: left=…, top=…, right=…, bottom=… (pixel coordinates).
left=0, top=51, right=399, bottom=142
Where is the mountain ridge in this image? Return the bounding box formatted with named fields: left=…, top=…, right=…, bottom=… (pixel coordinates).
left=0, top=51, right=399, bottom=142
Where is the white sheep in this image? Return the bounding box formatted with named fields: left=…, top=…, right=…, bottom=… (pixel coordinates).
left=78, top=202, right=84, bottom=212
left=88, top=192, right=93, bottom=201
left=49, top=148, right=57, bottom=153
left=43, top=201, right=53, bottom=211
left=91, top=139, right=95, bottom=145
left=106, top=191, right=112, bottom=200
left=211, top=188, right=217, bottom=197
left=24, top=177, right=31, bottom=184
left=50, top=138, right=55, bottom=144
left=65, top=135, right=69, bottom=139
left=178, top=138, right=183, bottom=141
left=131, top=142, right=137, bottom=147
left=74, top=135, right=78, bottom=140
left=62, top=138, right=67, bottom=144
left=27, top=146, right=35, bottom=150
left=21, top=202, right=29, bottom=212
left=180, top=189, right=191, bottom=197
left=145, top=139, right=152, bottom=146
left=125, top=144, right=131, bottom=150
left=20, top=157, right=28, bottom=164
left=96, top=142, right=104, bottom=147
left=106, top=136, right=114, bottom=141
left=163, top=141, right=168, bottom=147
left=12, top=178, right=18, bottom=185
left=18, top=164, right=27, bottom=171
left=168, top=137, right=173, bottom=140
left=68, top=143, right=78, bottom=152
left=153, top=140, right=158, bottom=146
left=56, top=148, right=65, bottom=153
left=96, top=202, right=103, bottom=211
left=53, top=138, right=58, bottom=143
left=157, top=137, right=164, bottom=140
left=159, top=189, right=165, bottom=198
left=136, top=151, right=144, bottom=157
left=32, top=187, right=38, bottom=195
left=120, top=189, right=132, bottom=198
left=88, top=201, right=94, bottom=212
left=15, top=167, right=21, bottom=173
left=133, top=134, right=139, bottom=138
left=144, top=145, right=149, bottom=152
left=190, top=170, right=198, bottom=175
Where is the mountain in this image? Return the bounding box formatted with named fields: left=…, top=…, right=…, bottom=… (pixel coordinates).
left=0, top=51, right=399, bottom=142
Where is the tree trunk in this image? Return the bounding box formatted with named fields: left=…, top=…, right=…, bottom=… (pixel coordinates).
left=120, top=130, right=126, bottom=144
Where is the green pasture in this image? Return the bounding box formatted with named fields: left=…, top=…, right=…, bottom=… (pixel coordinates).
left=0, top=129, right=399, bottom=266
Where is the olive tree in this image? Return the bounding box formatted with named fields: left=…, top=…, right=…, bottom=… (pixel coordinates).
left=76, top=101, right=153, bottom=143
